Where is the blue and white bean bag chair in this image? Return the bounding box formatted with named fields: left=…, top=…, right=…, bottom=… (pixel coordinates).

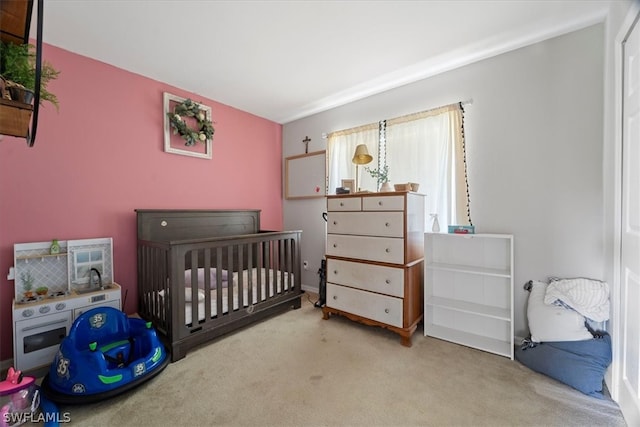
left=516, top=280, right=612, bottom=399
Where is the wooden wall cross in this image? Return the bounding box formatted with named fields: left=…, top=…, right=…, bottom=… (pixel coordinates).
left=302, top=136, right=311, bottom=153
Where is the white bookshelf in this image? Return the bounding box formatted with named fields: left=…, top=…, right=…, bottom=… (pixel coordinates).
left=424, top=233, right=514, bottom=359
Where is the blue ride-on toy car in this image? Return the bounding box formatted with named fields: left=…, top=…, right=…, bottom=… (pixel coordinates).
left=41, top=306, right=169, bottom=405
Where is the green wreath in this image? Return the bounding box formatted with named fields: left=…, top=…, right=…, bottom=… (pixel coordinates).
left=167, top=99, right=214, bottom=146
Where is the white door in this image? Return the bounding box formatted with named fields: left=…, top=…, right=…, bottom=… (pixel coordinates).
left=618, top=8, right=640, bottom=426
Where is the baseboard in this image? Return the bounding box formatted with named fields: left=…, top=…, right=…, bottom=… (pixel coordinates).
left=301, top=284, right=318, bottom=294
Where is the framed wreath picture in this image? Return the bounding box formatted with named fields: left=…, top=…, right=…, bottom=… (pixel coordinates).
left=163, top=92, right=214, bottom=159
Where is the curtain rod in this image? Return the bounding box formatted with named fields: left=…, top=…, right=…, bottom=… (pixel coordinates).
left=322, top=98, right=473, bottom=139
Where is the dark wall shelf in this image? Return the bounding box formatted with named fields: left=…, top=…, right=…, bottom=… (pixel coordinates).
left=0, top=98, right=33, bottom=138
left=0, top=0, right=40, bottom=146
left=0, top=0, right=33, bottom=45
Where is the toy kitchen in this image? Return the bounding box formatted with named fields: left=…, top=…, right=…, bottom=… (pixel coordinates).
left=9, top=237, right=121, bottom=372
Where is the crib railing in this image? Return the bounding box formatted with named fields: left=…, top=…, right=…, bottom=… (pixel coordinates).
left=137, top=230, right=301, bottom=342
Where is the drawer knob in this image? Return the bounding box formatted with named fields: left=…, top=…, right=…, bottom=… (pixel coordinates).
left=340, top=202, right=344, bottom=206
left=385, top=222, right=390, bottom=227
left=385, top=308, right=389, bottom=314
left=333, top=221, right=337, bottom=225
left=378, top=201, right=383, bottom=206
left=333, top=243, right=337, bottom=248
left=385, top=248, right=390, bottom=253
left=385, top=279, right=390, bottom=284
left=334, top=270, right=338, bottom=275
left=333, top=295, right=337, bottom=300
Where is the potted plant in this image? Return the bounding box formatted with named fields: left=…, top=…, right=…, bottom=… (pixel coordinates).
left=36, top=286, right=49, bottom=296
left=365, top=164, right=392, bottom=192
left=0, top=41, right=60, bottom=109
left=20, top=271, right=35, bottom=299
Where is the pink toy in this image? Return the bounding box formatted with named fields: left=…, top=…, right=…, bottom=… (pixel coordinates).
left=0, top=406, right=9, bottom=427
left=0, top=367, right=37, bottom=427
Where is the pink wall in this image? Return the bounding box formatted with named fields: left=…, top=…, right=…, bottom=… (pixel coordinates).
left=0, top=44, right=284, bottom=361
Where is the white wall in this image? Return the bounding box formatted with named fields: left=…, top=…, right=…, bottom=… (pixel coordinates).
left=283, top=24, right=605, bottom=338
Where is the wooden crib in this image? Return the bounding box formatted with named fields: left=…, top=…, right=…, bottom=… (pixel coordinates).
left=136, top=209, right=302, bottom=361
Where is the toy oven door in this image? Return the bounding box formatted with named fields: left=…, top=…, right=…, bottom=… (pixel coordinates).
left=14, top=310, right=72, bottom=372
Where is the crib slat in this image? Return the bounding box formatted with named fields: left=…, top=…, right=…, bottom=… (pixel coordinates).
left=203, top=248, right=211, bottom=321
left=247, top=242, right=254, bottom=306
left=236, top=243, right=244, bottom=310
left=189, top=250, right=200, bottom=324
left=226, top=244, right=234, bottom=313
left=216, top=247, right=223, bottom=319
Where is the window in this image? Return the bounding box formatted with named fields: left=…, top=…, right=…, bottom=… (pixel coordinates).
left=326, top=123, right=379, bottom=194
left=73, top=248, right=105, bottom=284
left=327, top=103, right=471, bottom=229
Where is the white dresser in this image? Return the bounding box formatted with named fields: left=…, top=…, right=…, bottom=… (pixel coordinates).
left=322, top=192, right=425, bottom=346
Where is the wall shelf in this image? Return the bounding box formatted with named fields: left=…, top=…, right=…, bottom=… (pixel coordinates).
left=427, top=262, right=511, bottom=278
left=425, top=324, right=513, bottom=358
left=425, top=296, right=511, bottom=321
left=16, top=252, right=67, bottom=261
left=0, top=98, right=33, bottom=138
left=0, top=0, right=33, bottom=45
left=0, top=0, right=42, bottom=146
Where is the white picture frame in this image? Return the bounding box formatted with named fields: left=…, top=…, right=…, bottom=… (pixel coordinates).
left=285, top=151, right=326, bottom=199
left=341, top=179, right=355, bottom=193
left=163, top=92, right=213, bottom=159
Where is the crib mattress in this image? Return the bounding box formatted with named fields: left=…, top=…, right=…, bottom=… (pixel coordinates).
left=160, top=268, right=293, bottom=325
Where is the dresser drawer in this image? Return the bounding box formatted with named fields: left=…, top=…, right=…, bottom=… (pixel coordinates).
left=327, top=258, right=404, bottom=298
left=363, top=195, right=405, bottom=211
left=327, top=283, right=403, bottom=328
left=326, top=234, right=404, bottom=264
left=326, top=212, right=404, bottom=237
left=327, top=197, right=362, bottom=211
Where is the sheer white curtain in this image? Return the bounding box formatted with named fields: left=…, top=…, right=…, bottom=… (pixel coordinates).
left=386, top=104, right=467, bottom=228
left=326, top=103, right=469, bottom=230
left=327, top=123, right=378, bottom=193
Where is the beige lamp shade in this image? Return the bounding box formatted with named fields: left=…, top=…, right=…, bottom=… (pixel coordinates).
left=352, top=144, right=373, bottom=165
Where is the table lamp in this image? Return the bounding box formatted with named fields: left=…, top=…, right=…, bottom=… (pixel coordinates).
left=352, top=144, right=373, bottom=192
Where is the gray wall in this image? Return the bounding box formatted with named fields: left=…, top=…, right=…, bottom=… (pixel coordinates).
left=282, top=24, right=604, bottom=338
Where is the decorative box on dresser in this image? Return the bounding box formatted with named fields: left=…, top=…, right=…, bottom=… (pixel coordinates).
left=322, top=191, right=425, bottom=346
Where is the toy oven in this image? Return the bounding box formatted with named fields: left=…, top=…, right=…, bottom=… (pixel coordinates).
left=13, top=309, right=72, bottom=373
left=11, top=237, right=116, bottom=372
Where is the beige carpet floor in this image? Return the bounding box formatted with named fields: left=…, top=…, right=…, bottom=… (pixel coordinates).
left=51, top=294, right=626, bottom=426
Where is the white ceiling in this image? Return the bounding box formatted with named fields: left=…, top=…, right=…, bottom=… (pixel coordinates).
left=31, top=0, right=611, bottom=124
